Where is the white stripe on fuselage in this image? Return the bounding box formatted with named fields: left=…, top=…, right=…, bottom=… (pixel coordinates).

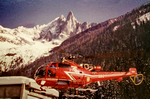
left=64, top=71, right=130, bottom=80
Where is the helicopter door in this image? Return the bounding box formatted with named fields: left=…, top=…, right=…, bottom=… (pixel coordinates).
left=47, top=64, right=57, bottom=77
left=77, top=68, right=84, bottom=85
left=46, top=63, right=57, bottom=87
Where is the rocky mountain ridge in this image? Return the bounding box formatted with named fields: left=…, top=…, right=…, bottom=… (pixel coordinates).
left=38, top=11, right=97, bottom=42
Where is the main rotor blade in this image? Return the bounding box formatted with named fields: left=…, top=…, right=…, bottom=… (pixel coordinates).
left=83, top=51, right=130, bottom=59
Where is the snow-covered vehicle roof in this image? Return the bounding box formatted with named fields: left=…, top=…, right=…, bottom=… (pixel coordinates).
left=0, top=76, right=35, bottom=85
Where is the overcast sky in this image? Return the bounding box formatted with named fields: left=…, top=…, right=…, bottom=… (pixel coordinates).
left=0, top=0, right=150, bottom=28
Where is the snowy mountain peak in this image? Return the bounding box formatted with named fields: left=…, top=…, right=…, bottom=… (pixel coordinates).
left=60, top=15, right=66, bottom=21
left=39, top=11, right=97, bottom=41
left=67, top=11, right=75, bottom=20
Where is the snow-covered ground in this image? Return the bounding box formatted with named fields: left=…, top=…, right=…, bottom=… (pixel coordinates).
left=0, top=25, right=62, bottom=71
left=131, top=12, right=150, bottom=29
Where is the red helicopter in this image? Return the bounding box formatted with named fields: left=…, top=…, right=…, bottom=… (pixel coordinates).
left=34, top=57, right=143, bottom=90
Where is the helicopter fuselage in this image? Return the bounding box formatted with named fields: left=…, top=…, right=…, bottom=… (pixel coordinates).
left=34, top=59, right=137, bottom=89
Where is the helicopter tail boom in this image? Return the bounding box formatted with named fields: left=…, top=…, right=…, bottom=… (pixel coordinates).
left=87, top=68, right=138, bottom=84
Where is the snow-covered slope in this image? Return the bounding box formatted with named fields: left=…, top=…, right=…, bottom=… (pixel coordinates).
left=0, top=11, right=97, bottom=72
left=137, top=12, right=150, bottom=24
left=0, top=25, right=56, bottom=71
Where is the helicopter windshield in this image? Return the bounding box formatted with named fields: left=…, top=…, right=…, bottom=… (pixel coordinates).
left=35, top=66, right=47, bottom=78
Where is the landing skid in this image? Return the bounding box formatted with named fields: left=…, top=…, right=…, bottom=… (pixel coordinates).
left=62, top=94, right=85, bottom=98
left=76, top=88, right=98, bottom=92
left=60, top=88, right=98, bottom=99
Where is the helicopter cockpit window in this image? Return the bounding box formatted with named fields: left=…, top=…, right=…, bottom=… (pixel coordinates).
left=49, top=65, right=56, bottom=68
left=58, top=63, right=71, bottom=69
left=35, top=68, right=46, bottom=78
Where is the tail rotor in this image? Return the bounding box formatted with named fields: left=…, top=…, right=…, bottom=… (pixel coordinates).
left=130, top=74, right=144, bottom=85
